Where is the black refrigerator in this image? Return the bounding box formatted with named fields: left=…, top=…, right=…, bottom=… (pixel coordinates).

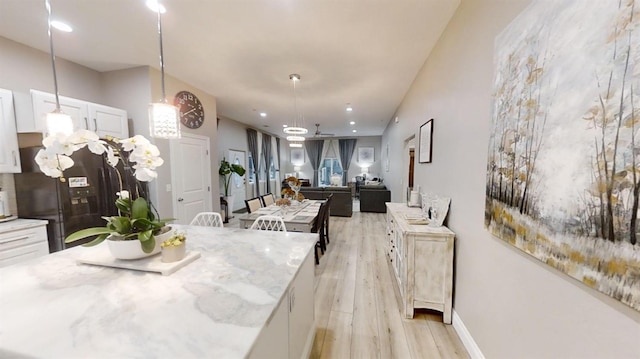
left=14, top=146, right=141, bottom=253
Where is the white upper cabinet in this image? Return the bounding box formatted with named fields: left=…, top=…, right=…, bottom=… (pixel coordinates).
left=0, top=88, right=21, bottom=173
left=88, top=103, right=128, bottom=140
left=26, top=90, right=128, bottom=139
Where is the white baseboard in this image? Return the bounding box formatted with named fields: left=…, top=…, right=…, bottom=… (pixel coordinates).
left=452, top=310, right=485, bottom=359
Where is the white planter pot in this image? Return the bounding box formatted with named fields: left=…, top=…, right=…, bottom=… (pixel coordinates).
left=107, top=227, right=173, bottom=260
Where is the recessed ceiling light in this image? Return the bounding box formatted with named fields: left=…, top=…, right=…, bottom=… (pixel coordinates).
left=352, top=129, right=357, bottom=133
left=260, top=112, right=267, bottom=118
left=51, top=20, right=72, bottom=32
left=349, top=121, right=355, bottom=125
left=346, top=106, right=353, bottom=112
left=145, top=0, right=166, bottom=13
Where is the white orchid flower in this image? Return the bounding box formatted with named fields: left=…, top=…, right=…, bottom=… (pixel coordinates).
left=43, top=135, right=76, bottom=156
left=134, top=167, right=157, bottom=182
left=87, top=139, right=107, bottom=155
left=116, top=190, right=130, bottom=199
left=121, top=135, right=150, bottom=152
left=106, top=146, right=119, bottom=167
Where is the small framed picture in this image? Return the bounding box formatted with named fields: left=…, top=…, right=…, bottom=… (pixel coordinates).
left=419, top=119, right=433, bottom=163
left=358, top=147, right=374, bottom=163
left=291, top=148, right=305, bottom=164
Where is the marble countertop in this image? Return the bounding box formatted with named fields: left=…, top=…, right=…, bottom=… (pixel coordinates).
left=0, top=218, right=48, bottom=233
left=0, top=225, right=317, bottom=358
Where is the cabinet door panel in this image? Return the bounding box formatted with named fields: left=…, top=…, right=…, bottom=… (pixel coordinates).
left=31, top=90, right=88, bottom=132
left=0, top=89, right=21, bottom=172
left=88, top=103, right=128, bottom=139
left=289, top=253, right=315, bottom=359
left=414, top=240, right=447, bottom=303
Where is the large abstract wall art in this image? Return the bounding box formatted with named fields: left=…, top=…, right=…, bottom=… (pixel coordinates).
left=485, top=0, right=640, bottom=311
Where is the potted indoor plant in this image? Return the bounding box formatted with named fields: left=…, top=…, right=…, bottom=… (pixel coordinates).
left=36, top=130, right=170, bottom=259
left=219, top=158, right=246, bottom=213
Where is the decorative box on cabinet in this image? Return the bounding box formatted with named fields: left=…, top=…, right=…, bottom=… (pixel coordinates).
left=385, top=202, right=455, bottom=324
left=0, top=219, right=49, bottom=267
left=0, top=89, right=21, bottom=173
left=27, top=90, right=128, bottom=139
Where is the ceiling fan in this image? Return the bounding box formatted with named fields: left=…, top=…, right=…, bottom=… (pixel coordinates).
left=314, top=123, right=335, bottom=137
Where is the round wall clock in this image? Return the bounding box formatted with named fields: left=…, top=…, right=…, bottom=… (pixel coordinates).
left=174, top=90, right=205, bottom=129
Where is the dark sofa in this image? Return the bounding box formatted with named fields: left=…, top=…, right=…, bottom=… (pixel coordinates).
left=359, top=185, right=391, bottom=213
left=299, top=187, right=352, bottom=217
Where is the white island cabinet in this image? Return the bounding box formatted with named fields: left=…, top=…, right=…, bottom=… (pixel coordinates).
left=0, top=88, right=21, bottom=173
left=0, top=225, right=316, bottom=359
left=385, top=202, right=455, bottom=323
left=0, top=218, right=48, bottom=267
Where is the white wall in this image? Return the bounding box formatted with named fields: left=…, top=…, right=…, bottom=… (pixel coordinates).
left=382, top=0, right=640, bottom=357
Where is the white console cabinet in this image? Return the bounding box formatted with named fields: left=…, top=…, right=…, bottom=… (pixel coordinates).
left=0, top=219, right=49, bottom=267
left=0, top=89, right=21, bottom=173
left=385, top=203, right=455, bottom=323
left=26, top=90, right=128, bottom=139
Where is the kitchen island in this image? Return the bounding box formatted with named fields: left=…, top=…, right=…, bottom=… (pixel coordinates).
left=0, top=225, right=317, bottom=359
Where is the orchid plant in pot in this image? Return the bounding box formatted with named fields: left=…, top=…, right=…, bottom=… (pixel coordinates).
left=36, top=130, right=171, bottom=259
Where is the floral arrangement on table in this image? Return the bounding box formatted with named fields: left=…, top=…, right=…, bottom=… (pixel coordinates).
left=36, top=129, right=170, bottom=254
left=282, top=176, right=305, bottom=201
left=160, top=231, right=187, bottom=263
left=275, top=197, right=291, bottom=207
left=160, top=231, right=186, bottom=248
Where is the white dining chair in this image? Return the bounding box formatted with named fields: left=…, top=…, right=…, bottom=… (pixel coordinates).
left=250, top=215, right=287, bottom=232
left=190, top=212, right=224, bottom=227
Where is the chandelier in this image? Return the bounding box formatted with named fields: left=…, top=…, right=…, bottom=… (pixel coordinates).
left=147, top=0, right=180, bottom=139
left=284, top=74, right=308, bottom=147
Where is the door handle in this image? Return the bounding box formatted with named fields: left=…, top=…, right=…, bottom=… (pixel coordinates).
left=93, top=118, right=98, bottom=131
left=12, top=150, right=17, bottom=166
left=84, top=117, right=88, bottom=129
left=177, top=198, right=184, bottom=202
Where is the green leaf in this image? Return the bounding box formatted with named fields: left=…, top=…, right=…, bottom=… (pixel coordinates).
left=141, top=237, right=156, bottom=253
left=115, top=198, right=132, bottom=214
left=110, top=216, right=132, bottom=234
left=131, top=197, right=149, bottom=220
left=138, top=230, right=153, bottom=242
left=65, top=227, right=112, bottom=243
left=81, top=233, right=109, bottom=247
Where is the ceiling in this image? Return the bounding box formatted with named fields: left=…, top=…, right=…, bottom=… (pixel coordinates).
left=0, top=0, right=459, bottom=138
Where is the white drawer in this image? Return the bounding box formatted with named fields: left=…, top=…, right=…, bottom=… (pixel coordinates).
left=0, top=226, right=48, bottom=252
left=0, top=241, right=49, bottom=267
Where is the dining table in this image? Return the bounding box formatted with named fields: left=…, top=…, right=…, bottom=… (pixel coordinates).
left=238, top=199, right=324, bottom=232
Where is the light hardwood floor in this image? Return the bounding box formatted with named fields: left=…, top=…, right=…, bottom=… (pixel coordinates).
left=229, top=207, right=469, bottom=359
left=311, top=211, right=469, bottom=359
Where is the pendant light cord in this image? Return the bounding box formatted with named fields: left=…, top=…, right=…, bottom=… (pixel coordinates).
left=156, top=7, right=167, bottom=102
left=293, top=77, right=298, bottom=127
left=45, top=0, right=61, bottom=112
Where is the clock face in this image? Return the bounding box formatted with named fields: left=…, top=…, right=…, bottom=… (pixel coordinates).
left=174, top=91, right=205, bottom=129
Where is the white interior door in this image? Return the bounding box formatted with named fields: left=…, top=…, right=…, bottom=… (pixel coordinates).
left=228, top=149, right=246, bottom=212
left=170, top=134, right=212, bottom=224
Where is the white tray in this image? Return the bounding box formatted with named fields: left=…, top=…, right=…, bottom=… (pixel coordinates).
left=77, top=246, right=201, bottom=276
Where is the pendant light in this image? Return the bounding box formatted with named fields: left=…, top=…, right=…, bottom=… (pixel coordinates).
left=147, top=0, right=180, bottom=139
left=44, top=0, right=73, bottom=137
left=284, top=74, right=308, bottom=147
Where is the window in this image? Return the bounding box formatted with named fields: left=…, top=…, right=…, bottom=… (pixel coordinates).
left=319, top=158, right=343, bottom=186
left=269, top=155, right=276, bottom=180
left=248, top=153, right=255, bottom=183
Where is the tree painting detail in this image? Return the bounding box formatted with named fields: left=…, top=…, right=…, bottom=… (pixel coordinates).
left=486, top=0, right=640, bottom=311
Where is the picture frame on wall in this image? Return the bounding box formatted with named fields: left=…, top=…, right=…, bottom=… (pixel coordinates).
left=290, top=148, right=305, bottom=164
left=358, top=147, right=374, bottom=163
left=419, top=119, right=433, bottom=163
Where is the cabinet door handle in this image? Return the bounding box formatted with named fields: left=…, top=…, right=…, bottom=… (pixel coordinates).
left=177, top=198, right=184, bottom=202
left=0, top=235, right=30, bottom=245
left=84, top=117, right=88, bottom=129
left=93, top=118, right=98, bottom=131
left=12, top=150, right=17, bottom=166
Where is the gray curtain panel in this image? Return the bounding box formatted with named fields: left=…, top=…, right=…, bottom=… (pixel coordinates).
left=262, top=133, right=272, bottom=193
left=305, top=140, right=324, bottom=187
left=338, top=139, right=357, bottom=186
left=246, top=128, right=260, bottom=196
